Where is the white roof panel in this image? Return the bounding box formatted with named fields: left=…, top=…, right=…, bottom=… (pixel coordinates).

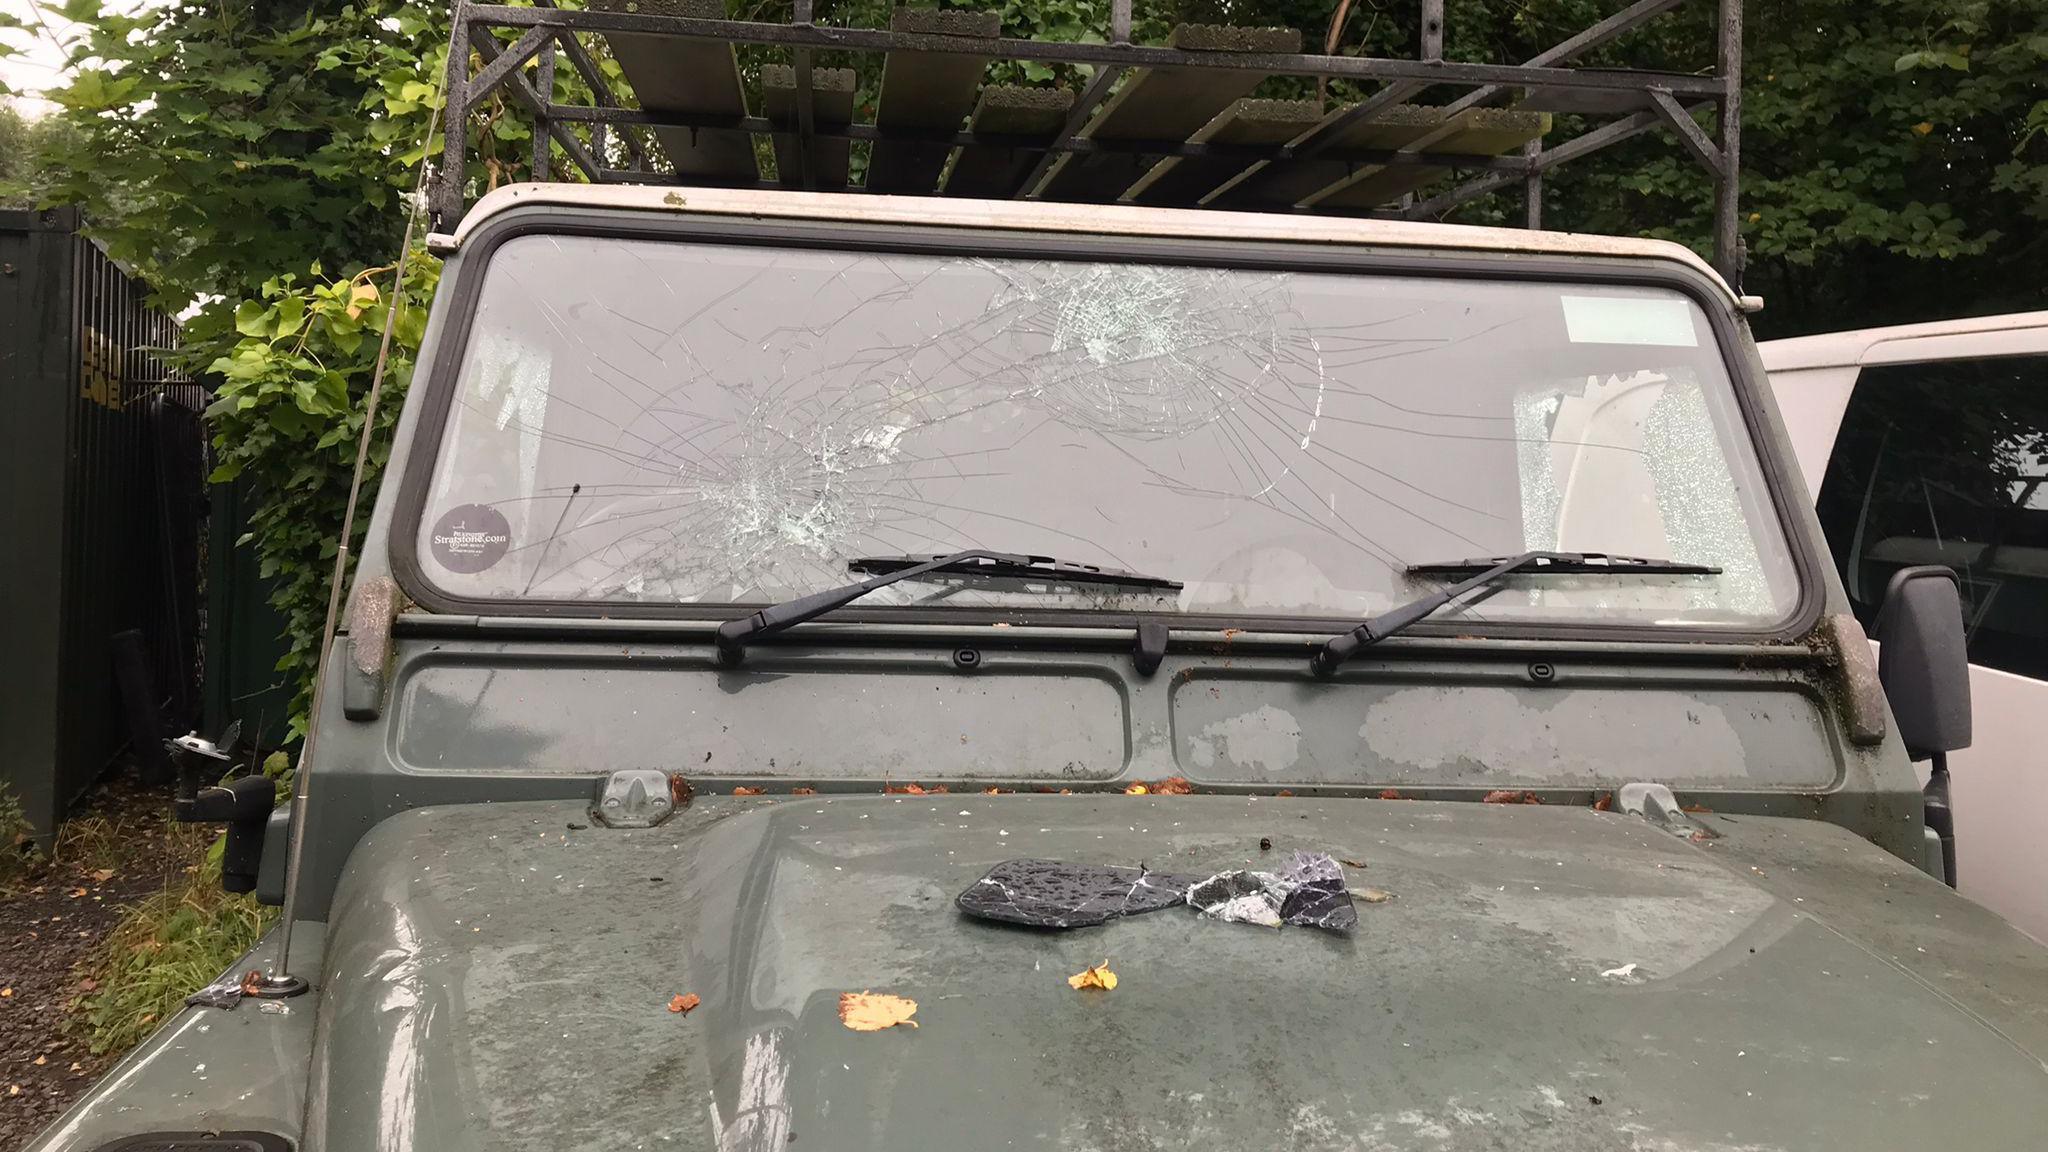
left=443, top=183, right=1738, bottom=302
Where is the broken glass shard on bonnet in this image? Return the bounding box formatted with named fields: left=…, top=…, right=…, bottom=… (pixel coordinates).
left=1186, top=851, right=1357, bottom=932
left=957, top=859, right=1202, bottom=928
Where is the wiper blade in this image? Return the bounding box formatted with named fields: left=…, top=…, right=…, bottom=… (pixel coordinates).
left=716, top=550, right=1180, bottom=665
left=847, top=553, right=1183, bottom=590
left=1310, top=550, right=1723, bottom=676
left=1405, top=552, right=1722, bottom=577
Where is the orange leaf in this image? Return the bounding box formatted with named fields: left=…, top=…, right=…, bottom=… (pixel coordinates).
left=838, top=991, right=919, bottom=1031
left=732, top=786, right=764, bottom=796
left=1593, top=793, right=1614, bottom=812
left=1483, top=790, right=1542, bottom=805
left=1068, top=960, right=1118, bottom=991
left=668, top=993, right=701, bottom=1015
left=1153, top=777, right=1194, bottom=795
left=1378, top=789, right=1405, bottom=800
left=791, top=787, right=817, bottom=796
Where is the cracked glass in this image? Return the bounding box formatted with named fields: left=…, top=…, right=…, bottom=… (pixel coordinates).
left=415, top=234, right=1799, bottom=626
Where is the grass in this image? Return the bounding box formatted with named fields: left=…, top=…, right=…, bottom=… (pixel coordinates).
left=68, top=848, right=274, bottom=1056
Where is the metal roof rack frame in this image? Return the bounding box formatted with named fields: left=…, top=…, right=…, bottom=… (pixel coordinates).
left=431, top=0, right=1745, bottom=282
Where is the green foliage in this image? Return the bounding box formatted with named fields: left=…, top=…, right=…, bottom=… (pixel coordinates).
left=0, top=784, right=39, bottom=889
left=34, top=0, right=446, bottom=303
left=204, top=257, right=439, bottom=736
left=1516, top=0, right=2048, bottom=334
left=69, top=854, right=272, bottom=1056
left=0, top=100, right=79, bottom=208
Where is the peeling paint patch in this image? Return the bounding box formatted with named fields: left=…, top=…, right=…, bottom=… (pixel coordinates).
left=1359, top=687, right=1748, bottom=782
left=1194, top=704, right=1302, bottom=775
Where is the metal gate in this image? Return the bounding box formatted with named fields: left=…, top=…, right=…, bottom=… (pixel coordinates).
left=1, top=206, right=206, bottom=836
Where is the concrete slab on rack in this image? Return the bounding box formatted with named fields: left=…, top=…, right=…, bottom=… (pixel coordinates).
left=868, top=8, right=1000, bottom=194
left=1210, top=102, right=1446, bottom=209
left=1032, top=24, right=1301, bottom=203
left=943, top=85, right=1076, bottom=199
left=1124, top=98, right=1320, bottom=207
left=590, top=0, right=757, bottom=181
left=763, top=64, right=856, bottom=191
left=1310, top=107, right=1548, bottom=209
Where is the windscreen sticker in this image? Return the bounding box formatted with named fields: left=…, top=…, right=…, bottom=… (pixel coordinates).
left=429, top=504, right=511, bottom=573
left=1560, top=295, right=1699, bottom=347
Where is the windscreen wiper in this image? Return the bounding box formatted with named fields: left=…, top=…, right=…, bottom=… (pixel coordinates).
left=715, top=550, right=1181, bottom=665
left=1310, top=550, right=1722, bottom=676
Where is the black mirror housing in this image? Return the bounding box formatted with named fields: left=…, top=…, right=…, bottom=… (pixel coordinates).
left=1873, top=566, right=1973, bottom=760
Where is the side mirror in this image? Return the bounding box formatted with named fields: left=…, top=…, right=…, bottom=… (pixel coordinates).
left=1873, top=566, right=1973, bottom=760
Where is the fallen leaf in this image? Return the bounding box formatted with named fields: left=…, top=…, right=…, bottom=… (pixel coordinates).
left=1681, top=803, right=1712, bottom=814
left=668, top=993, right=701, bottom=1015
left=1154, top=777, right=1194, bottom=795
left=89, top=868, right=115, bottom=883
left=790, top=787, right=817, bottom=796
left=68, top=887, right=88, bottom=898
left=1359, top=888, right=1394, bottom=904
left=1123, top=783, right=1149, bottom=795
left=981, top=786, right=1002, bottom=795
left=1274, top=789, right=1294, bottom=798
left=239, top=970, right=264, bottom=997
left=1482, top=790, right=1543, bottom=805
left=1593, top=793, right=1614, bottom=812
left=732, top=786, right=764, bottom=796
left=7, top=1085, right=17, bottom=1097
left=1068, top=960, right=1118, bottom=991
left=668, top=775, right=695, bottom=808
left=76, top=978, right=96, bottom=993
left=884, top=782, right=945, bottom=795
left=1378, top=789, right=1405, bottom=800
left=1, top=987, right=12, bottom=998
left=32, top=1056, right=46, bottom=1066
left=838, top=991, right=919, bottom=1031
left=1339, top=858, right=1368, bottom=869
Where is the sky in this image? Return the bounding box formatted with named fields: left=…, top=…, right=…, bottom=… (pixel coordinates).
left=1, top=0, right=87, bottom=118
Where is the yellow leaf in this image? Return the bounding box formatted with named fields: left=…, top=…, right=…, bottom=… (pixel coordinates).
left=345, top=282, right=380, bottom=320
left=89, top=868, right=114, bottom=883
left=1123, top=783, right=1148, bottom=795
left=838, top=991, right=919, bottom=1031
left=1912, top=121, right=1934, bottom=135
left=1068, top=960, right=1118, bottom=991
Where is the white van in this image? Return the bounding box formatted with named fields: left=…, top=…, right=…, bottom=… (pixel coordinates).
left=1760, top=312, right=2048, bottom=942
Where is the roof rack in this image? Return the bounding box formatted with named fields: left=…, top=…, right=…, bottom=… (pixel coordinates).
left=432, top=0, right=1745, bottom=281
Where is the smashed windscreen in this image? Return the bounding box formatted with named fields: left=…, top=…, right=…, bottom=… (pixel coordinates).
left=414, top=233, right=1799, bottom=627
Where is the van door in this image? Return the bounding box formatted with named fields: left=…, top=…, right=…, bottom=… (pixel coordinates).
left=1811, top=353, right=2048, bottom=942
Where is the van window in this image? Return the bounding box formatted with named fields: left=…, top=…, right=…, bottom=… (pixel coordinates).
left=1815, top=356, right=2048, bottom=680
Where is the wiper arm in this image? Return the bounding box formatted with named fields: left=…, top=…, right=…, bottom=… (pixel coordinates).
left=1310, top=550, right=1722, bottom=676
left=847, top=553, right=1183, bottom=590
left=716, top=550, right=1181, bottom=665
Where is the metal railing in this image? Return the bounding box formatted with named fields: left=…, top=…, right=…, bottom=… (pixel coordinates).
left=432, top=0, right=1746, bottom=280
